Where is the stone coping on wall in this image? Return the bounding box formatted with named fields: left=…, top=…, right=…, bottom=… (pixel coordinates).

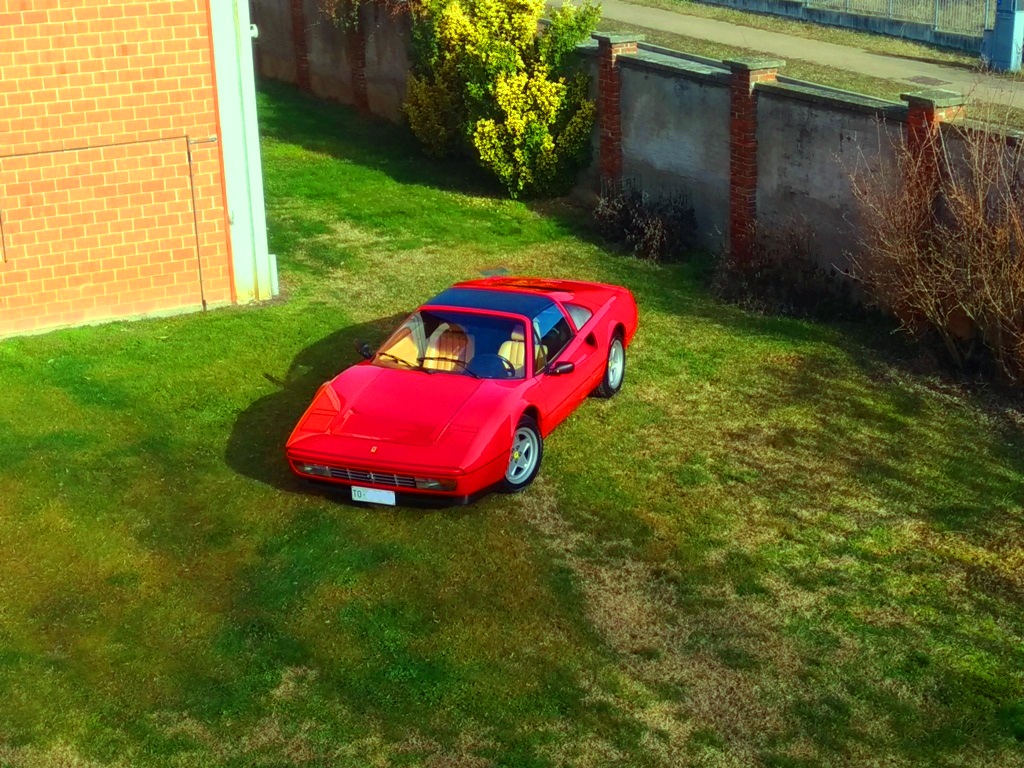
left=578, top=37, right=731, bottom=85
left=621, top=47, right=731, bottom=86
left=592, top=32, right=644, bottom=46
left=579, top=35, right=919, bottom=112
left=636, top=42, right=725, bottom=70
left=758, top=80, right=906, bottom=119
left=900, top=89, right=966, bottom=110
left=942, top=118, right=1024, bottom=145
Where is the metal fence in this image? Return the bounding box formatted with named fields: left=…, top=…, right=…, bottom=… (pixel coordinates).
left=805, top=0, right=994, bottom=36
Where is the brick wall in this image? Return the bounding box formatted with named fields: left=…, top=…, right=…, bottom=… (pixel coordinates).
left=595, top=35, right=637, bottom=189
left=0, top=0, right=233, bottom=337
left=252, top=0, right=411, bottom=122
left=726, top=58, right=780, bottom=266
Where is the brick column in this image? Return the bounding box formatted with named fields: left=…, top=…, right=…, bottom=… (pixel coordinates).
left=901, top=89, right=966, bottom=194
left=290, top=0, right=310, bottom=90
left=725, top=57, right=783, bottom=267
left=349, top=18, right=369, bottom=115
left=595, top=34, right=639, bottom=190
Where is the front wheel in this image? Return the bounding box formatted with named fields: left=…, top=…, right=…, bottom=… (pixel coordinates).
left=500, top=415, right=543, bottom=493
left=594, top=334, right=626, bottom=398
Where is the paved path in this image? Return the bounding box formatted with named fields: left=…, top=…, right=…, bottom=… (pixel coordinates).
left=591, top=0, right=1024, bottom=109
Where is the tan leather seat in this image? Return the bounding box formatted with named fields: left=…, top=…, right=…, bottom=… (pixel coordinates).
left=498, top=329, right=526, bottom=377
left=532, top=321, right=549, bottom=371
left=423, top=325, right=474, bottom=372
left=384, top=329, right=419, bottom=367
left=534, top=343, right=549, bottom=372
left=499, top=328, right=547, bottom=376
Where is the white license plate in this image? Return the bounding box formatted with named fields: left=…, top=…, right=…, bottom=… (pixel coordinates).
left=351, top=486, right=396, bottom=505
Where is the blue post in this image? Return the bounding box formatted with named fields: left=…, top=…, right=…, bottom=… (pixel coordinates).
left=990, top=0, right=1024, bottom=72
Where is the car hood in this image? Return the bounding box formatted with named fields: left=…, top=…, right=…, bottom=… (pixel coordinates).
left=326, top=365, right=483, bottom=447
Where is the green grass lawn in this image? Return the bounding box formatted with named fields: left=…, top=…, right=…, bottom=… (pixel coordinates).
left=1, top=81, right=1023, bottom=767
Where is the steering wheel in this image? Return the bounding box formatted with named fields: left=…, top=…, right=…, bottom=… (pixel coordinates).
left=467, top=353, right=517, bottom=379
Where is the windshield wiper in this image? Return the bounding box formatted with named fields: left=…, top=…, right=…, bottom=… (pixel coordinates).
left=376, top=352, right=432, bottom=373
left=418, top=356, right=479, bottom=378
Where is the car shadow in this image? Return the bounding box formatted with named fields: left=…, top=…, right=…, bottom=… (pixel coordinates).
left=225, top=314, right=405, bottom=497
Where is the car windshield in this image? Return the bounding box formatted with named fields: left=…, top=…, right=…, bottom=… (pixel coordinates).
left=374, top=309, right=528, bottom=379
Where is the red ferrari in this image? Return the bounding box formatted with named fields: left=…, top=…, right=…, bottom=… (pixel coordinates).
left=285, top=276, right=638, bottom=505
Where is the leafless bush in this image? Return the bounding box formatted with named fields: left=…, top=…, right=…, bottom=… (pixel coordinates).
left=593, top=180, right=698, bottom=262
left=712, top=221, right=860, bottom=320
left=850, top=114, right=1024, bottom=384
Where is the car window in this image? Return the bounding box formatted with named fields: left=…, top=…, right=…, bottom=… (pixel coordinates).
left=532, top=305, right=573, bottom=372
left=564, top=303, right=592, bottom=330
left=374, top=310, right=526, bottom=379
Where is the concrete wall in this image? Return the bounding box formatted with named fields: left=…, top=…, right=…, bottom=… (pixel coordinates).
left=588, top=41, right=912, bottom=269
left=251, top=0, right=409, bottom=121
left=756, top=84, right=903, bottom=270
left=305, top=0, right=356, bottom=104
left=568, top=48, right=603, bottom=202
left=251, top=0, right=297, bottom=83
left=364, top=5, right=412, bottom=122
left=619, top=51, right=731, bottom=249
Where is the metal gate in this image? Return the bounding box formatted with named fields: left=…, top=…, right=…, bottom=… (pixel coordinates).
left=804, top=0, right=993, bottom=35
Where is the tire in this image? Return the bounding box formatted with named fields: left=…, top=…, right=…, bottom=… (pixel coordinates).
left=499, top=415, right=543, bottom=493
left=594, top=333, right=626, bottom=398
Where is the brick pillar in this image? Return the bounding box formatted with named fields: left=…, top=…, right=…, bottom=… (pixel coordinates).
left=901, top=90, right=968, bottom=339
left=901, top=89, right=966, bottom=194
left=595, top=34, right=639, bottom=190
left=349, top=20, right=369, bottom=114
left=290, top=0, right=310, bottom=90
left=725, top=57, right=783, bottom=267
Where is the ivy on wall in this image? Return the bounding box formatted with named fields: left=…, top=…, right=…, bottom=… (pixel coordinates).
left=319, top=0, right=364, bottom=28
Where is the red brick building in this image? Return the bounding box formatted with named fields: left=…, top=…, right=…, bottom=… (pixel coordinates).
left=0, top=0, right=272, bottom=338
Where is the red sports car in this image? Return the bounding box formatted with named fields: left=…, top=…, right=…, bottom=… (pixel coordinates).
left=285, top=276, right=638, bottom=505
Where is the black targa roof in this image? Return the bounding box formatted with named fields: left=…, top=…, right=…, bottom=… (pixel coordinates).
left=424, top=287, right=556, bottom=319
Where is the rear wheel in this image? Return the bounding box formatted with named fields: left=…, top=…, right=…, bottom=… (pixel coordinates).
left=500, top=415, right=543, bottom=493
left=595, top=333, right=626, bottom=398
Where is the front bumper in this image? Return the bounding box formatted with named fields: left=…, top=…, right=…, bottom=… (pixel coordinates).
left=301, top=478, right=490, bottom=508
left=285, top=450, right=508, bottom=504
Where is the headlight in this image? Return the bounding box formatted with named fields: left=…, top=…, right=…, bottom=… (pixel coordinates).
left=414, top=477, right=457, bottom=491
left=298, top=463, right=332, bottom=478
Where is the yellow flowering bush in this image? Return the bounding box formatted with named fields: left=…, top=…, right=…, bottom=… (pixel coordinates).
left=404, top=0, right=600, bottom=197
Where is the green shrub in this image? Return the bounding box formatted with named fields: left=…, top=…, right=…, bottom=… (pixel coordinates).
left=404, top=0, right=600, bottom=198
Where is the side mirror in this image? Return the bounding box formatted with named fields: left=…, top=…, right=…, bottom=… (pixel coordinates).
left=355, top=340, right=373, bottom=360
left=547, top=361, right=575, bottom=376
